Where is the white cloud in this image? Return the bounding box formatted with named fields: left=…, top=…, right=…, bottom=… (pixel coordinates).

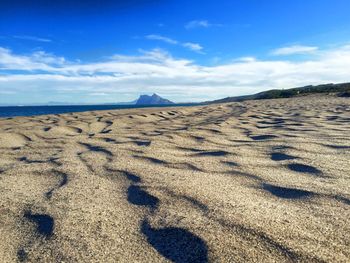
left=145, top=34, right=178, bottom=44
left=13, top=35, right=52, bottom=43
left=0, top=47, right=65, bottom=71
left=235, top=57, right=257, bottom=62
left=182, top=42, right=204, bottom=53
left=89, top=92, right=108, bottom=96
left=271, top=45, right=319, bottom=56
left=1, top=44, right=350, bottom=102
left=145, top=34, right=203, bottom=53
left=185, top=20, right=222, bottom=30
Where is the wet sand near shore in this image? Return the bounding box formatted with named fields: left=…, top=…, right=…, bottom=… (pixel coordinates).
left=0, top=94, right=349, bottom=262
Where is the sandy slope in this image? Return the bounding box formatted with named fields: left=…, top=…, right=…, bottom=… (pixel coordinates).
left=0, top=94, right=349, bottom=262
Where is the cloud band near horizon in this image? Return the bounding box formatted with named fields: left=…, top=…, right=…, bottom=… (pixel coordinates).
left=1, top=44, right=350, bottom=104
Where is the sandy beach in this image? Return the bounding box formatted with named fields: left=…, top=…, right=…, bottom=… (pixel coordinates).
left=0, top=94, right=349, bottom=262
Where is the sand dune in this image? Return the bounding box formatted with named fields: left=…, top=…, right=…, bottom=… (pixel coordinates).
left=0, top=94, right=349, bottom=262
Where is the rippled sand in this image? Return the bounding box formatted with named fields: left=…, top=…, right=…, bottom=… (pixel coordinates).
left=0, top=94, right=349, bottom=262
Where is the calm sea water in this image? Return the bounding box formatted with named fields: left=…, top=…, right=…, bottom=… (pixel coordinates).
left=0, top=104, right=197, bottom=118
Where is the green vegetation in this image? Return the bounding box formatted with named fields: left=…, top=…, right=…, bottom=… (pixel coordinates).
left=208, top=82, right=350, bottom=104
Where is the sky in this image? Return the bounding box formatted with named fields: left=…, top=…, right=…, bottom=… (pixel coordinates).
left=0, top=0, right=350, bottom=105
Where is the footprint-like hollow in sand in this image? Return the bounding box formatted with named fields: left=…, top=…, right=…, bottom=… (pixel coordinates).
left=195, top=150, right=229, bottom=157
left=222, top=161, right=239, bottom=167
left=121, top=171, right=141, bottom=183
left=79, top=142, right=113, bottom=156
left=45, top=171, right=68, bottom=199
left=127, top=185, right=159, bottom=210
left=17, top=248, right=27, bottom=262
left=263, top=183, right=314, bottom=199
left=287, top=163, right=322, bottom=175
left=134, top=140, right=152, bottom=147
left=270, top=152, right=297, bottom=161
left=250, top=135, right=278, bottom=141
left=24, top=212, right=54, bottom=239
left=141, top=220, right=208, bottom=263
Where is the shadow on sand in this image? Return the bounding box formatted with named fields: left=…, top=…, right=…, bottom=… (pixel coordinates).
left=270, top=152, right=297, bottom=161
left=127, top=185, right=159, bottom=210
left=141, top=220, right=208, bottom=263
left=263, top=183, right=314, bottom=199
left=287, top=163, right=322, bottom=175
left=24, top=212, right=54, bottom=239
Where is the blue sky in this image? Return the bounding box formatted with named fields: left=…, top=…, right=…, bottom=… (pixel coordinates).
left=0, top=0, right=350, bottom=104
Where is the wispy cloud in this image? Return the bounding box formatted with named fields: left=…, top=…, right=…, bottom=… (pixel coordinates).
left=185, top=20, right=221, bottom=30
left=0, top=47, right=65, bottom=71
left=182, top=42, right=204, bottom=53
left=13, top=35, right=52, bottom=43
left=271, top=45, right=319, bottom=56
left=145, top=34, right=178, bottom=44
left=89, top=92, right=108, bottom=96
left=145, top=34, right=203, bottom=53
left=1, top=44, right=350, bottom=102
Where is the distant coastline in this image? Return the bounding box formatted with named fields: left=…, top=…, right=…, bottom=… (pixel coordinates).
left=0, top=103, right=198, bottom=118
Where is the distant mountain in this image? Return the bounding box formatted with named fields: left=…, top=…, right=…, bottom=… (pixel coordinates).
left=206, top=82, right=350, bottom=104
left=135, top=93, right=174, bottom=105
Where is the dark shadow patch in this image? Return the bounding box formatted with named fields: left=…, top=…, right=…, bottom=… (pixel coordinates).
left=12, top=147, right=22, bottom=150
left=24, top=212, right=54, bottom=239
left=174, top=127, right=188, bottom=131
left=251, top=135, right=278, bottom=141
left=324, top=144, right=350, bottom=149
left=48, top=157, right=61, bottom=166
left=167, top=163, right=203, bottom=172
left=271, top=152, right=297, bottom=161
left=134, top=141, right=151, bottom=147
left=333, top=195, right=350, bottom=205
left=176, top=146, right=203, bottom=153
left=100, top=129, right=112, bottom=134
left=326, top=116, right=339, bottom=121
left=247, top=114, right=262, bottom=119
left=287, top=163, right=322, bottom=175
left=127, top=185, right=159, bottom=210
left=133, top=155, right=168, bottom=165
left=45, top=171, right=68, bottom=199
left=222, top=161, right=239, bottom=167
left=79, top=142, right=113, bottom=156
left=258, top=120, right=285, bottom=125
left=122, top=171, right=141, bottom=183
left=104, top=138, right=117, bottom=143
left=272, top=145, right=293, bottom=151
left=17, top=248, right=27, bottom=262
left=192, top=136, right=205, bottom=142
left=18, top=157, right=46, bottom=164
left=204, top=128, right=222, bottom=134
left=141, top=220, right=208, bottom=263
left=263, top=183, right=314, bottom=199
left=195, top=150, right=229, bottom=157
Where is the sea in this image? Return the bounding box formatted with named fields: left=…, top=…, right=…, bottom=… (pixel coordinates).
left=0, top=103, right=197, bottom=118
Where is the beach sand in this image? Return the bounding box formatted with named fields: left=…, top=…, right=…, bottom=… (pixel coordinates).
left=0, top=94, right=349, bottom=262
